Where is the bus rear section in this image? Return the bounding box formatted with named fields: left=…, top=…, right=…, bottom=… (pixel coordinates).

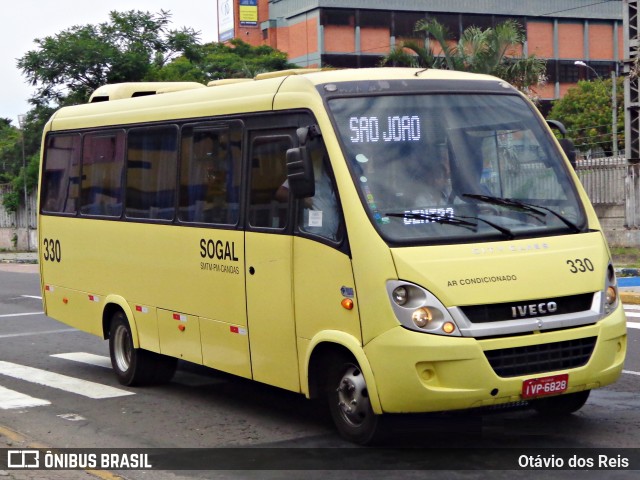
left=37, top=68, right=626, bottom=445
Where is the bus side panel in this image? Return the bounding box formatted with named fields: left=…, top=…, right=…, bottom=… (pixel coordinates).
left=293, top=237, right=361, bottom=343
left=201, top=317, right=252, bottom=379
left=158, top=309, right=203, bottom=364
left=42, top=285, right=104, bottom=338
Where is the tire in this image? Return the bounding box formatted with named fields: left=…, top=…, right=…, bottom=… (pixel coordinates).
left=326, top=355, right=383, bottom=445
left=531, top=390, right=591, bottom=416
left=108, top=310, right=177, bottom=386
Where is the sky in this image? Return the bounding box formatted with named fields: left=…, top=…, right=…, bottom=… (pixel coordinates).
left=1, top=1, right=219, bottom=125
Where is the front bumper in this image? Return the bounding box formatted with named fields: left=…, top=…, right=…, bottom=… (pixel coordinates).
left=363, top=304, right=627, bottom=413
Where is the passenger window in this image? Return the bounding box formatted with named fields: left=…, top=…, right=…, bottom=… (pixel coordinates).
left=179, top=124, right=242, bottom=225
left=126, top=126, right=178, bottom=220
left=41, top=134, right=81, bottom=214
left=80, top=131, right=125, bottom=216
left=248, top=136, right=291, bottom=229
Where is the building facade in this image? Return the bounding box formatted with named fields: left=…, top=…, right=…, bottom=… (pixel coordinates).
left=219, top=0, right=623, bottom=109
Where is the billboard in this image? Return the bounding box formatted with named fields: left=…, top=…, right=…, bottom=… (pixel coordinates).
left=239, top=0, right=258, bottom=27
left=218, top=0, right=235, bottom=42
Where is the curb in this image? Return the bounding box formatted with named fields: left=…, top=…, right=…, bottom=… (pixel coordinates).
left=620, top=291, right=640, bottom=305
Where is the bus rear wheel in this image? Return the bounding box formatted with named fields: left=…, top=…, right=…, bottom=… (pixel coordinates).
left=326, top=355, right=382, bottom=445
left=109, top=310, right=177, bottom=386
left=531, top=390, right=591, bottom=416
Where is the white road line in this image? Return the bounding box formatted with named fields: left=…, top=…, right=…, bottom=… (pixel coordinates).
left=0, top=329, right=77, bottom=339
left=623, top=370, right=640, bottom=376
left=0, top=385, right=50, bottom=410
left=21, top=295, right=42, bottom=300
left=0, top=361, right=134, bottom=399
left=52, top=352, right=222, bottom=387
left=626, top=322, right=640, bottom=329
left=0, top=312, right=44, bottom=318
left=51, top=352, right=112, bottom=369
left=624, top=305, right=640, bottom=311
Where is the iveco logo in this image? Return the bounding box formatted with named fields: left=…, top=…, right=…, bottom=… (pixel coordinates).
left=511, top=301, right=558, bottom=318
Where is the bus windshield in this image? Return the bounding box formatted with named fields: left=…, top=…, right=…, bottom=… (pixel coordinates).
left=328, top=93, right=586, bottom=244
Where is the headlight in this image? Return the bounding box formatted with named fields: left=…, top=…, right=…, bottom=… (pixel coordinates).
left=604, top=263, right=618, bottom=314
left=412, top=307, right=432, bottom=328
left=392, top=286, right=408, bottom=306
left=387, top=280, right=460, bottom=336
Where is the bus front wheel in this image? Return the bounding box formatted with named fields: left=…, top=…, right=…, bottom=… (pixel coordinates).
left=326, top=355, right=382, bottom=445
left=531, top=390, right=591, bottom=416
left=108, top=311, right=176, bottom=386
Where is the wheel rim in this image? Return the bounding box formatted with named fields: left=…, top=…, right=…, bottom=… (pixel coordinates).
left=113, top=324, right=132, bottom=373
left=335, top=365, right=371, bottom=427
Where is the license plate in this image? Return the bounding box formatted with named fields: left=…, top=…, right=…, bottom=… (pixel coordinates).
left=521, top=373, right=569, bottom=399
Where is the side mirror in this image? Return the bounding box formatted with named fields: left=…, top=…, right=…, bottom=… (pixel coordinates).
left=558, top=138, right=577, bottom=169
left=286, top=146, right=315, bottom=198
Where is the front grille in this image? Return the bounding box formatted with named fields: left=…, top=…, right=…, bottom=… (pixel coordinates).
left=460, top=293, right=594, bottom=323
left=484, top=336, right=597, bottom=377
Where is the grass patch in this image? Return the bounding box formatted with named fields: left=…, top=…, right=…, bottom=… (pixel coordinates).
left=610, top=247, right=640, bottom=268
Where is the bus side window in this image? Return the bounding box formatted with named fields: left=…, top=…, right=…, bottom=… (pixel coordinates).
left=41, top=134, right=81, bottom=214
left=248, top=135, right=292, bottom=229
left=125, top=126, right=178, bottom=221
left=179, top=124, right=241, bottom=225
left=80, top=131, right=125, bottom=217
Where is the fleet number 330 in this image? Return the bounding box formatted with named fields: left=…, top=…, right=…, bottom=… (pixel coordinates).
left=42, top=238, right=62, bottom=262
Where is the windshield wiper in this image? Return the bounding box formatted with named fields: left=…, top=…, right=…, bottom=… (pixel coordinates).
left=462, top=194, right=581, bottom=232
left=385, top=211, right=515, bottom=239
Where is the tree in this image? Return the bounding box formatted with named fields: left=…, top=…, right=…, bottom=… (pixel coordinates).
left=153, top=39, right=298, bottom=83
left=548, top=76, right=624, bottom=156
left=382, top=18, right=546, bottom=94
left=17, top=10, right=200, bottom=107
left=10, top=9, right=297, bottom=214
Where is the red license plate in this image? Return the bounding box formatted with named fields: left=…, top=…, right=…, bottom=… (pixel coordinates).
left=521, top=373, right=569, bottom=399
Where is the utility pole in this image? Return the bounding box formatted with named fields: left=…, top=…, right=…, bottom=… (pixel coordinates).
left=17, top=114, right=30, bottom=252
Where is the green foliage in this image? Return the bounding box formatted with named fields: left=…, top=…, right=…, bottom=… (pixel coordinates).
left=381, top=18, right=546, bottom=93
left=548, top=77, right=624, bottom=155
left=17, top=10, right=200, bottom=106
left=0, top=121, right=21, bottom=182
left=9, top=9, right=297, bottom=211
left=153, top=39, right=298, bottom=83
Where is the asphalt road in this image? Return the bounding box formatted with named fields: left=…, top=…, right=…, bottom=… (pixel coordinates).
left=0, top=265, right=639, bottom=480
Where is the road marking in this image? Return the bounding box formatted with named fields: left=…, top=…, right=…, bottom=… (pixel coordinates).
left=627, top=322, right=640, bottom=329
left=0, top=385, right=50, bottom=410
left=0, top=312, right=44, bottom=318
left=624, top=305, right=640, bottom=311
left=21, top=295, right=42, bottom=300
left=0, top=328, right=77, bottom=339
left=623, top=370, right=640, bottom=376
left=51, top=352, right=111, bottom=369
left=0, top=361, right=134, bottom=399
left=52, top=352, right=223, bottom=387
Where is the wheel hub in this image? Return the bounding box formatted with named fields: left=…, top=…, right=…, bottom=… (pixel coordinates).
left=336, top=366, right=370, bottom=426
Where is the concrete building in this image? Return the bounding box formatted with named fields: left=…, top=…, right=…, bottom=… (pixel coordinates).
left=218, top=0, right=623, bottom=111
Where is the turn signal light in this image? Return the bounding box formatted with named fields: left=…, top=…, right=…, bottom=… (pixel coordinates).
left=341, top=298, right=354, bottom=310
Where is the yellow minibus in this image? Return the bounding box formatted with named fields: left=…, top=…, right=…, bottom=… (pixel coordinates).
left=38, top=68, right=627, bottom=444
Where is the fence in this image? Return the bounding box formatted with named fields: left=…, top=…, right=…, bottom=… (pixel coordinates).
left=575, top=156, right=627, bottom=206
left=0, top=184, right=37, bottom=250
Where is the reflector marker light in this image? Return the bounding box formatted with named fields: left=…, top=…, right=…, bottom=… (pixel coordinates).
left=173, top=313, right=187, bottom=322
left=341, top=298, right=354, bottom=310
left=135, top=306, right=149, bottom=314
left=229, top=326, right=247, bottom=335
left=45, top=285, right=53, bottom=292
left=88, top=295, right=100, bottom=303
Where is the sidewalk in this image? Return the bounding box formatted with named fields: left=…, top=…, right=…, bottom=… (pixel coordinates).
left=0, top=252, right=38, bottom=264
